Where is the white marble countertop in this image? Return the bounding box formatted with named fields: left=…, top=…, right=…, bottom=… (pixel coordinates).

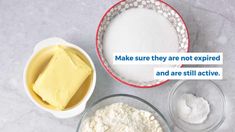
left=0, top=0, right=234, bottom=131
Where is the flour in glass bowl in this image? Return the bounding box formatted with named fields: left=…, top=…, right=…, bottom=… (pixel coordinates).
left=81, top=103, right=163, bottom=132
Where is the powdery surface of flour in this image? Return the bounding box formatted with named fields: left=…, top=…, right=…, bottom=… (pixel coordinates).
left=81, top=103, right=163, bottom=132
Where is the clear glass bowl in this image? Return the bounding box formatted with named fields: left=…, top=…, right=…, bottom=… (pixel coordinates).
left=168, top=80, right=225, bottom=132
left=77, top=94, right=171, bottom=132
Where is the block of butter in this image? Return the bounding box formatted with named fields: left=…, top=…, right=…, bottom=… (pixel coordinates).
left=33, top=46, right=92, bottom=110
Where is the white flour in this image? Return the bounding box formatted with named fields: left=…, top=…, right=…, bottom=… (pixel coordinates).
left=81, top=103, right=163, bottom=132
left=176, top=94, right=210, bottom=124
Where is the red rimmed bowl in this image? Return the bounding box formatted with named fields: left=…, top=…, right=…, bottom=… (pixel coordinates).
left=96, top=0, right=190, bottom=88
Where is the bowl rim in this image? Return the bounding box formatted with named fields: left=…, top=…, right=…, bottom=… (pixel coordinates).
left=95, top=0, right=190, bottom=88
left=76, top=94, right=172, bottom=132
left=23, top=38, right=97, bottom=118
left=168, top=80, right=226, bottom=132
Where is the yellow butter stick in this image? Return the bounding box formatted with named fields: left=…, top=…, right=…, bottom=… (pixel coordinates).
left=33, top=46, right=91, bottom=110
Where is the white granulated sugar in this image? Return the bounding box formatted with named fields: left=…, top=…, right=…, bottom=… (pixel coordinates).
left=103, top=8, right=178, bottom=82
left=176, top=94, right=210, bottom=124
left=81, top=103, right=163, bottom=132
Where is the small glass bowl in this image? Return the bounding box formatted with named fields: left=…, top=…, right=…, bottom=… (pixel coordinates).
left=77, top=94, right=171, bottom=132
left=168, top=80, right=225, bottom=132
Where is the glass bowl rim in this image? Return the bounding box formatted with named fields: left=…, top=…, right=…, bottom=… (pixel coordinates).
left=168, top=80, right=226, bottom=132
left=77, top=94, right=172, bottom=132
